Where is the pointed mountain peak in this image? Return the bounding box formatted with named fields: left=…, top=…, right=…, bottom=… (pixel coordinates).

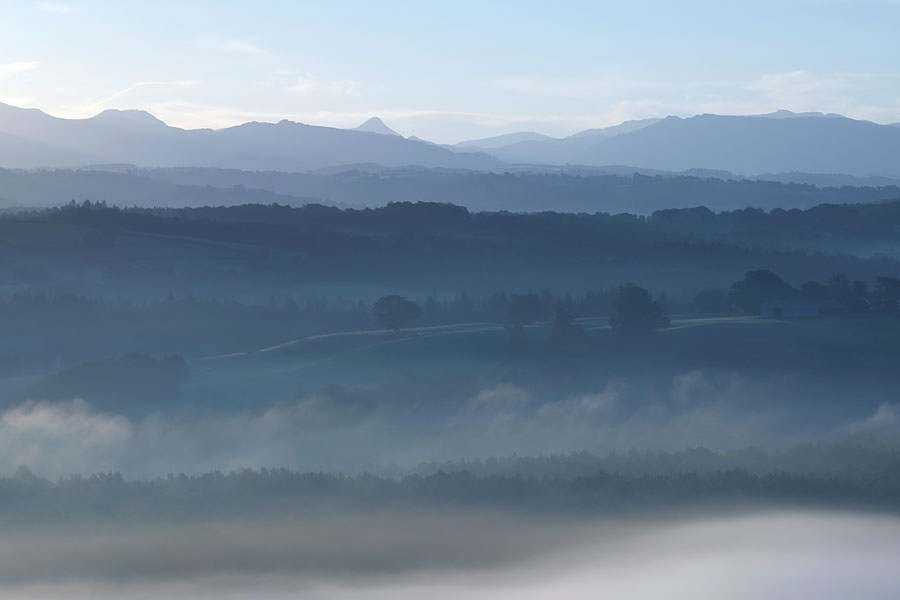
left=354, top=117, right=400, bottom=136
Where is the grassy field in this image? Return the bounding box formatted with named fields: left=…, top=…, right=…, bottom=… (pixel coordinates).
left=183, top=313, right=900, bottom=415
left=3, top=294, right=898, bottom=420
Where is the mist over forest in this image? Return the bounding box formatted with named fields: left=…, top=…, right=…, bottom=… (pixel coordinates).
left=3, top=0, right=900, bottom=595
left=0, top=186, right=898, bottom=595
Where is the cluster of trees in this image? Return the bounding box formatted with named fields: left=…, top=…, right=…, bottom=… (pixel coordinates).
left=696, top=270, right=900, bottom=315
left=372, top=282, right=671, bottom=336
left=374, top=267, right=900, bottom=338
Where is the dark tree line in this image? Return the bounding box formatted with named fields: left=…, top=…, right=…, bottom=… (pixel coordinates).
left=720, top=269, right=900, bottom=314
left=650, top=200, right=900, bottom=242
left=36, top=196, right=900, bottom=247
left=2, top=447, right=899, bottom=522
left=11, top=199, right=900, bottom=280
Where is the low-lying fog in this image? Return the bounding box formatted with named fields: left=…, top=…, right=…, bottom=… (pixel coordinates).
left=2, top=369, right=897, bottom=477
left=3, top=367, right=897, bottom=599
left=2, top=511, right=898, bottom=600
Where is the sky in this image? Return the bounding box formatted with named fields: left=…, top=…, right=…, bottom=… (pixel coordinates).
left=0, top=0, right=899, bottom=143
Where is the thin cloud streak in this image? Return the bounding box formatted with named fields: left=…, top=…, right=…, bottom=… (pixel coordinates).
left=82, top=80, right=200, bottom=114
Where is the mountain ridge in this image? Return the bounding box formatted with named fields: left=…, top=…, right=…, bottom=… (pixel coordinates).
left=1, top=103, right=899, bottom=179
left=483, top=112, right=900, bottom=178
left=0, top=103, right=496, bottom=171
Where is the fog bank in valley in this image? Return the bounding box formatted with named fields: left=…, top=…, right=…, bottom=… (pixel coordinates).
left=1, top=512, right=897, bottom=600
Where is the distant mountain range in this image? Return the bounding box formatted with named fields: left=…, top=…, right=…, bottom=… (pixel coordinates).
left=0, top=103, right=497, bottom=171
left=454, top=111, right=900, bottom=178
left=0, top=102, right=899, bottom=180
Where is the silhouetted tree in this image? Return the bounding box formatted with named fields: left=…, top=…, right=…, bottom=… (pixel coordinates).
left=609, top=283, right=669, bottom=331
left=728, top=269, right=795, bottom=314
left=373, top=295, right=422, bottom=332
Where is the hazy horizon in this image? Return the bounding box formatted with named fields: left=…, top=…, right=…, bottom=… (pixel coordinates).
left=7, top=100, right=895, bottom=143
left=2, top=0, right=899, bottom=143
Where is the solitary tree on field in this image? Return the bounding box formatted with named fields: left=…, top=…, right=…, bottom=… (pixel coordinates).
left=609, top=283, right=669, bottom=331
left=373, top=295, right=422, bottom=332
left=728, top=269, right=794, bottom=314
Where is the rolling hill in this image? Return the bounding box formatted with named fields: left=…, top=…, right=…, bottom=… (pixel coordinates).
left=0, top=103, right=498, bottom=171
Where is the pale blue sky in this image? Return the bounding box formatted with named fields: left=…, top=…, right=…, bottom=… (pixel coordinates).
left=1, top=0, right=898, bottom=142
